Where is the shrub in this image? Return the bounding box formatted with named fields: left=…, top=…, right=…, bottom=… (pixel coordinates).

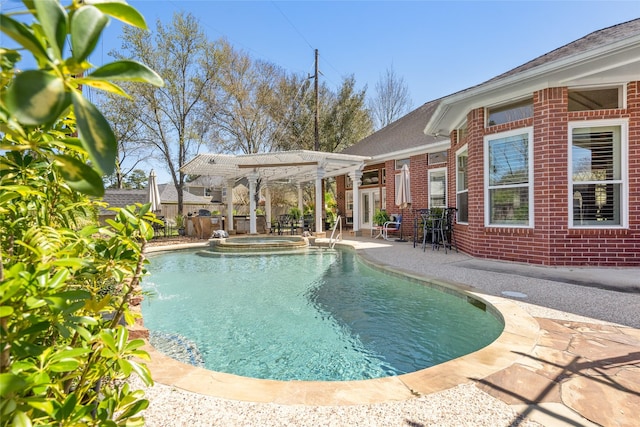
left=0, top=1, right=163, bottom=425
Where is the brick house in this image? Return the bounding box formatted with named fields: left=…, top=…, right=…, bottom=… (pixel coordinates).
left=340, top=18, right=640, bottom=266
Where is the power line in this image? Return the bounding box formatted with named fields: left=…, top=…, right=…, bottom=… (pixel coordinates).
left=270, top=1, right=315, bottom=51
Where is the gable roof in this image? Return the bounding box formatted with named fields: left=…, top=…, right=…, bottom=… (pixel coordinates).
left=425, top=18, right=640, bottom=135
left=158, top=183, right=209, bottom=204
left=99, top=189, right=148, bottom=216
left=343, top=18, right=640, bottom=160
left=341, top=99, right=448, bottom=158
left=487, top=18, right=640, bottom=84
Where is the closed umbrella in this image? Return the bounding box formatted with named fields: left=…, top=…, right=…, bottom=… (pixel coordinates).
left=148, top=169, right=162, bottom=213
left=394, top=164, right=411, bottom=242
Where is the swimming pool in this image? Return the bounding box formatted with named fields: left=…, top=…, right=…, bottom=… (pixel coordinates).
left=142, top=248, right=504, bottom=381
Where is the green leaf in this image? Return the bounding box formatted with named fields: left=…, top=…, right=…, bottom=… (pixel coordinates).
left=51, top=257, right=90, bottom=269
left=4, top=70, right=69, bottom=126
left=115, top=326, right=128, bottom=351
left=54, top=154, right=106, bottom=197
left=49, top=360, right=81, bottom=372
left=127, top=360, right=153, bottom=386
left=50, top=348, right=91, bottom=361
left=47, top=268, right=70, bottom=290
left=0, top=48, right=21, bottom=69
left=0, top=14, right=49, bottom=62
left=0, top=373, right=27, bottom=397
left=70, top=90, right=116, bottom=176
left=26, top=400, right=54, bottom=416
left=70, top=5, right=108, bottom=62
left=58, top=393, right=77, bottom=422
left=117, top=359, right=132, bottom=376
left=34, top=0, right=68, bottom=60
left=11, top=411, right=32, bottom=427
left=87, top=1, right=147, bottom=29
left=88, top=60, right=164, bottom=87
left=75, top=78, right=131, bottom=98
left=0, top=306, right=14, bottom=317
left=115, top=398, right=149, bottom=421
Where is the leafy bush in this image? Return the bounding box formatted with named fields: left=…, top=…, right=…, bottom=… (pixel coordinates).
left=373, top=209, right=390, bottom=226
left=1, top=1, right=163, bottom=425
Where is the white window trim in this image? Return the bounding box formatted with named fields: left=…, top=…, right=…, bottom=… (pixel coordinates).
left=567, top=118, right=628, bottom=229
left=456, top=145, right=469, bottom=224
left=395, top=158, right=410, bottom=170
left=568, top=84, right=626, bottom=110
left=428, top=167, right=447, bottom=209
left=484, top=127, right=534, bottom=228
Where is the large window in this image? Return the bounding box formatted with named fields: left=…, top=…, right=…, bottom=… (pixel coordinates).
left=395, top=158, right=410, bottom=170
left=570, top=121, right=626, bottom=227
left=568, top=87, right=622, bottom=111
left=487, top=98, right=533, bottom=127
left=485, top=128, right=533, bottom=226
left=428, top=168, right=447, bottom=208
left=456, top=147, right=468, bottom=223
left=345, top=190, right=353, bottom=224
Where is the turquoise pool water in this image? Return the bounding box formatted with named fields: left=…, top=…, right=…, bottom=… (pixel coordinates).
left=142, top=249, right=503, bottom=381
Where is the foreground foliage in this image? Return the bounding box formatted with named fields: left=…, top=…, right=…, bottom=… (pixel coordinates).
left=1, top=1, right=163, bottom=425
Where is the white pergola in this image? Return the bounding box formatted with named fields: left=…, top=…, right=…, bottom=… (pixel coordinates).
left=181, top=150, right=370, bottom=235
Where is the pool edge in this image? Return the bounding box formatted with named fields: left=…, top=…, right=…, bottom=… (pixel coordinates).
left=138, top=240, right=541, bottom=406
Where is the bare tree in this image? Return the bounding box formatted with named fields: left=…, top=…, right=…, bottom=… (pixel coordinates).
left=110, top=12, right=220, bottom=214
left=211, top=40, right=283, bottom=154
left=98, top=92, right=147, bottom=189
left=368, top=65, right=413, bottom=130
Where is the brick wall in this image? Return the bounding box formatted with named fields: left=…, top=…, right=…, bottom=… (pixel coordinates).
left=451, top=82, right=640, bottom=266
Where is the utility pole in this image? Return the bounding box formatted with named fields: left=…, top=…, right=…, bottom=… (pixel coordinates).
left=314, top=48, right=319, bottom=151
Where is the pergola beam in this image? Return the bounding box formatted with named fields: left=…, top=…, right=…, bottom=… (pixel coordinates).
left=238, top=161, right=318, bottom=169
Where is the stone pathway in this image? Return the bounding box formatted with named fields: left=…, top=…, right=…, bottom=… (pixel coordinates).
left=478, top=318, right=640, bottom=426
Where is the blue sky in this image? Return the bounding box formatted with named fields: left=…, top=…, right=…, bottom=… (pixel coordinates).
left=3, top=0, right=639, bottom=183
left=93, top=0, right=640, bottom=106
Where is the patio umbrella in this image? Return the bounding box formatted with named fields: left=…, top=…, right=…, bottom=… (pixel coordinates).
left=394, top=163, right=411, bottom=242
left=148, top=169, right=162, bottom=213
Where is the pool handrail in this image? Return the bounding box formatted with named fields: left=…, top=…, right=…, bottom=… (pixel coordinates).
left=329, top=215, right=342, bottom=248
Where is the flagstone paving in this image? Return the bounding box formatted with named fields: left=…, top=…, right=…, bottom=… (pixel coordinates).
left=478, top=319, right=640, bottom=426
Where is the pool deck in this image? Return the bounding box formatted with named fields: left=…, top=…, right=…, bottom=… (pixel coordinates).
left=141, top=236, right=640, bottom=427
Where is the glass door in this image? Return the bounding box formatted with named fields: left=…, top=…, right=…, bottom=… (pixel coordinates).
left=361, top=189, right=381, bottom=229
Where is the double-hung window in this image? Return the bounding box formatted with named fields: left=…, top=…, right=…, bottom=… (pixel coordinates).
left=456, top=147, right=468, bottom=223
left=569, top=120, right=627, bottom=227
left=485, top=128, right=533, bottom=226
left=428, top=168, right=447, bottom=208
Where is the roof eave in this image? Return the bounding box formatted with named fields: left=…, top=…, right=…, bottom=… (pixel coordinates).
left=425, top=34, right=640, bottom=136
left=369, top=139, right=451, bottom=164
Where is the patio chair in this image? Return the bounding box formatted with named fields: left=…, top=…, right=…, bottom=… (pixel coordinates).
left=303, top=215, right=314, bottom=233
left=382, top=214, right=402, bottom=240
left=277, top=214, right=295, bottom=235
left=422, top=209, right=447, bottom=253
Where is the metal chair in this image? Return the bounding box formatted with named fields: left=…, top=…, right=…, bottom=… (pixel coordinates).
left=302, top=215, right=314, bottom=233
left=382, top=214, right=402, bottom=240
left=277, top=214, right=294, bottom=235
left=443, top=207, right=458, bottom=252
left=421, top=209, right=447, bottom=253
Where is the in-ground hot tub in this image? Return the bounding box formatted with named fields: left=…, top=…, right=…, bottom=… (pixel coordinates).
left=208, top=235, right=309, bottom=253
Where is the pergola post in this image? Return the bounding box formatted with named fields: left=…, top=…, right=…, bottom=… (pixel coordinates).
left=297, top=183, right=304, bottom=218
left=248, top=172, right=258, bottom=234
left=349, top=170, right=362, bottom=234
left=315, top=166, right=325, bottom=234
left=226, top=179, right=234, bottom=233
left=264, top=181, right=271, bottom=233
